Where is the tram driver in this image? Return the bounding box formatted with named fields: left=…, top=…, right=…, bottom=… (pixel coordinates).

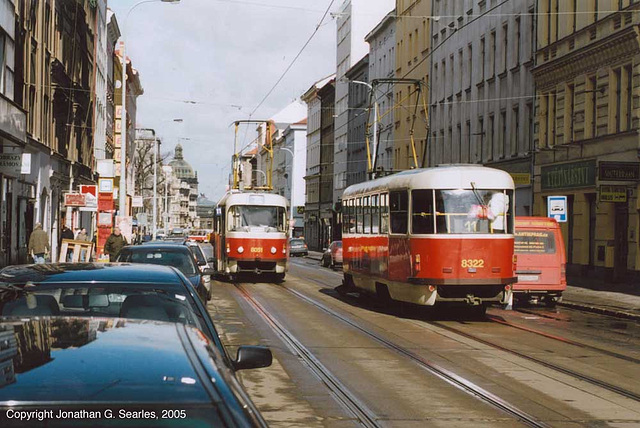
left=467, top=191, right=510, bottom=233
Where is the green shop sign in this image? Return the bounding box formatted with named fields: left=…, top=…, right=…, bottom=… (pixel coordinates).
left=541, top=159, right=596, bottom=190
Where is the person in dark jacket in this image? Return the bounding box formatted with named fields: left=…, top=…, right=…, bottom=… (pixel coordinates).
left=61, top=225, right=74, bottom=241
left=104, top=227, right=128, bottom=262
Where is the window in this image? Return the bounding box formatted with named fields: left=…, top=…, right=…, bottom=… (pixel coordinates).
left=501, top=24, right=508, bottom=72
left=488, top=115, right=495, bottom=160
left=389, top=191, right=408, bottom=234
left=458, top=50, right=463, bottom=92
left=565, top=84, right=574, bottom=142
left=0, top=32, right=5, bottom=94
left=548, top=91, right=556, bottom=146
left=477, top=117, right=484, bottom=163
left=512, top=106, right=519, bottom=156
left=227, top=205, right=286, bottom=232
left=466, top=121, right=471, bottom=162
left=363, top=196, right=371, bottom=233
left=489, top=30, right=496, bottom=77
left=501, top=111, right=507, bottom=158
left=356, top=197, right=362, bottom=233
left=435, top=189, right=514, bottom=234
left=480, top=37, right=485, bottom=81
left=625, top=65, right=633, bottom=131
left=412, top=190, right=434, bottom=234
left=380, top=193, right=389, bottom=233
left=371, top=194, right=380, bottom=234
left=614, top=68, right=622, bottom=132
left=467, top=44, right=473, bottom=89
left=586, top=76, right=598, bottom=138
left=515, top=17, right=521, bottom=65
left=457, top=123, right=462, bottom=162
left=515, top=230, right=557, bottom=254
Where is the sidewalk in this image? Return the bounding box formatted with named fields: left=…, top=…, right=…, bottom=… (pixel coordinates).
left=303, top=252, right=640, bottom=319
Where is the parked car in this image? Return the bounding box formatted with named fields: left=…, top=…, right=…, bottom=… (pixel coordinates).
left=0, top=263, right=268, bottom=360
left=0, top=264, right=271, bottom=427
left=322, top=241, right=343, bottom=269
left=289, top=238, right=308, bottom=257
left=0, top=318, right=270, bottom=427
left=117, top=244, right=211, bottom=301
left=186, top=242, right=213, bottom=295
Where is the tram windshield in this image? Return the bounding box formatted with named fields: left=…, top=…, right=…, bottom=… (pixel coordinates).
left=412, top=189, right=514, bottom=234
left=228, top=205, right=287, bottom=232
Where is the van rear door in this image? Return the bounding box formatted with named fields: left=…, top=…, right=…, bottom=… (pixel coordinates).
left=514, top=227, right=561, bottom=289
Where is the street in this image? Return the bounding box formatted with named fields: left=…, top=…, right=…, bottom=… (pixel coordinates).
left=208, top=258, right=640, bottom=427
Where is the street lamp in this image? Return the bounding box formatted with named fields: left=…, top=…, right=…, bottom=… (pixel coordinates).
left=119, top=0, right=181, bottom=218
left=162, top=165, right=173, bottom=230
left=350, top=80, right=378, bottom=172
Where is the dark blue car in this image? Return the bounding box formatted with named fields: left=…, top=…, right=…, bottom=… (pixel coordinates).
left=0, top=264, right=271, bottom=427
left=117, top=244, right=212, bottom=301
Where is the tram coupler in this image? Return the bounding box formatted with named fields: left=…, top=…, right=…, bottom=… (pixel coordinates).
left=465, top=295, right=482, bottom=306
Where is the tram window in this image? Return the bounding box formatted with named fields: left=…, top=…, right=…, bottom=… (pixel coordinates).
left=411, top=190, right=435, bottom=234
left=228, top=205, right=286, bottom=232
left=371, top=195, right=380, bottom=234
left=389, top=191, right=408, bottom=234
left=356, top=198, right=363, bottom=234
left=435, top=189, right=512, bottom=234
left=363, top=196, right=371, bottom=234
left=380, top=193, right=389, bottom=234
left=348, top=200, right=356, bottom=233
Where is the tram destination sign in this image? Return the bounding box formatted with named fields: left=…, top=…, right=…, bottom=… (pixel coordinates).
left=598, top=161, right=640, bottom=181
left=541, top=159, right=596, bottom=190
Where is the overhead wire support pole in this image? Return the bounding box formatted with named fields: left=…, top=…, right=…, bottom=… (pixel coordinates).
left=230, top=119, right=276, bottom=191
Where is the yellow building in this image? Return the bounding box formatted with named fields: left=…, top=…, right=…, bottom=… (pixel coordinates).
left=394, top=0, right=431, bottom=170
left=533, top=1, right=640, bottom=282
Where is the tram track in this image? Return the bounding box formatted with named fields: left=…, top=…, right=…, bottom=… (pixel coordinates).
left=234, top=283, right=381, bottom=428
left=286, top=263, right=640, bottom=403
left=251, top=279, right=549, bottom=428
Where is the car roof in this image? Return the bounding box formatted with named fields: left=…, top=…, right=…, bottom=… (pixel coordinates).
left=122, top=244, right=191, bottom=252
left=0, top=263, right=183, bottom=284
left=0, top=317, right=227, bottom=405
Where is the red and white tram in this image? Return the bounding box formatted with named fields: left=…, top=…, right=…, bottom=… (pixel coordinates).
left=211, top=191, right=289, bottom=281
left=341, top=165, right=517, bottom=309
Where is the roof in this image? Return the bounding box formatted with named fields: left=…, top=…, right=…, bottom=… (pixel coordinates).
left=342, top=165, right=516, bottom=198
left=0, top=263, right=183, bottom=285
left=0, top=317, right=223, bottom=405
left=169, top=144, right=196, bottom=179
left=123, top=243, right=191, bottom=252
left=270, top=100, right=307, bottom=125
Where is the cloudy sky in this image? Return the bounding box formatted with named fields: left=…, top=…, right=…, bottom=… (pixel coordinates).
left=109, top=0, right=339, bottom=201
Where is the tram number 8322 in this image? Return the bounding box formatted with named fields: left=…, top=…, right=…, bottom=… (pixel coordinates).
left=461, top=259, right=485, bottom=268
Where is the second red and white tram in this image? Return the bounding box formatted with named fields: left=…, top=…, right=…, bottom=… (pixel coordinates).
left=341, top=165, right=517, bottom=309
left=211, top=191, right=289, bottom=281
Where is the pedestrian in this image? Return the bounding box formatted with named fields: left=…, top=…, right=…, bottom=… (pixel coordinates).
left=76, top=228, right=88, bottom=241
left=104, top=227, right=128, bottom=262
left=28, top=223, right=50, bottom=264
left=61, top=224, right=74, bottom=242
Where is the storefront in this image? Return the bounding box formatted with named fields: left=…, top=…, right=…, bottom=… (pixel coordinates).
left=534, top=157, right=639, bottom=282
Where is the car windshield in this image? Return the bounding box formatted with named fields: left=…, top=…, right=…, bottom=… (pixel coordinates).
left=515, top=230, right=557, bottom=254
left=200, top=244, right=214, bottom=260
left=0, top=282, right=204, bottom=329
left=291, top=239, right=305, bottom=246
left=118, top=250, right=197, bottom=276
left=228, top=205, right=286, bottom=231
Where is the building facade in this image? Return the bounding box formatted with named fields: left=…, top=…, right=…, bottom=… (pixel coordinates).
left=365, top=10, right=396, bottom=174
left=394, top=0, right=431, bottom=171
left=334, top=0, right=395, bottom=207
left=302, top=76, right=333, bottom=250
left=345, top=55, right=369, bottom=186
left=319, top=79, right=336, bottom=248
left=429, top=0, right=536, bottom=215
left=105, top=9, right=120, bottom=160
left=167, top=144, right=199, bottom=230
left=533, top=1, right=640, bottom=282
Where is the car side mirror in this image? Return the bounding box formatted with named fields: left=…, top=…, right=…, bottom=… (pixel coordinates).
left=233, top=346, right=272, bottom=371
left=197, top=260, right=207, bottom=266
left=202, top=268, right=216, bottom=276
left=207, top=257, right=215, bottom=263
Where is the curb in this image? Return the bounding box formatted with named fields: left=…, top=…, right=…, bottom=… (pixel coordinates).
left=559, top=300, right=640, bottom=321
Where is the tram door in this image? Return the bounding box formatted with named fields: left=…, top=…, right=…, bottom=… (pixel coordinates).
left=388, top=191, right=411, bottom=281
left=613, top=202, right=629, bottom=282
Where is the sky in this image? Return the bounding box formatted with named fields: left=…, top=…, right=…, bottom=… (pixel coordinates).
left=109, top=0, right=340, bottom=202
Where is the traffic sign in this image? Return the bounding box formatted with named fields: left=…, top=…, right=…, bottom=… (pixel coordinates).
left=547, top=196, right=567, bottom=222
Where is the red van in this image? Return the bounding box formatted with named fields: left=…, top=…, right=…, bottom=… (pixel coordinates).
left=513, top=217, right=567, bottom=306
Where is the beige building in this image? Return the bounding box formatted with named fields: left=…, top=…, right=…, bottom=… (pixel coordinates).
left=533, top=1, right=640, bottom=282
left=394, top=0, right=431, bottom=170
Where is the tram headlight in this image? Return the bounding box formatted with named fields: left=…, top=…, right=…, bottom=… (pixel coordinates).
left=271, top=247, right=277, bottom=254
left=237, top=246, right=244, bottom=254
